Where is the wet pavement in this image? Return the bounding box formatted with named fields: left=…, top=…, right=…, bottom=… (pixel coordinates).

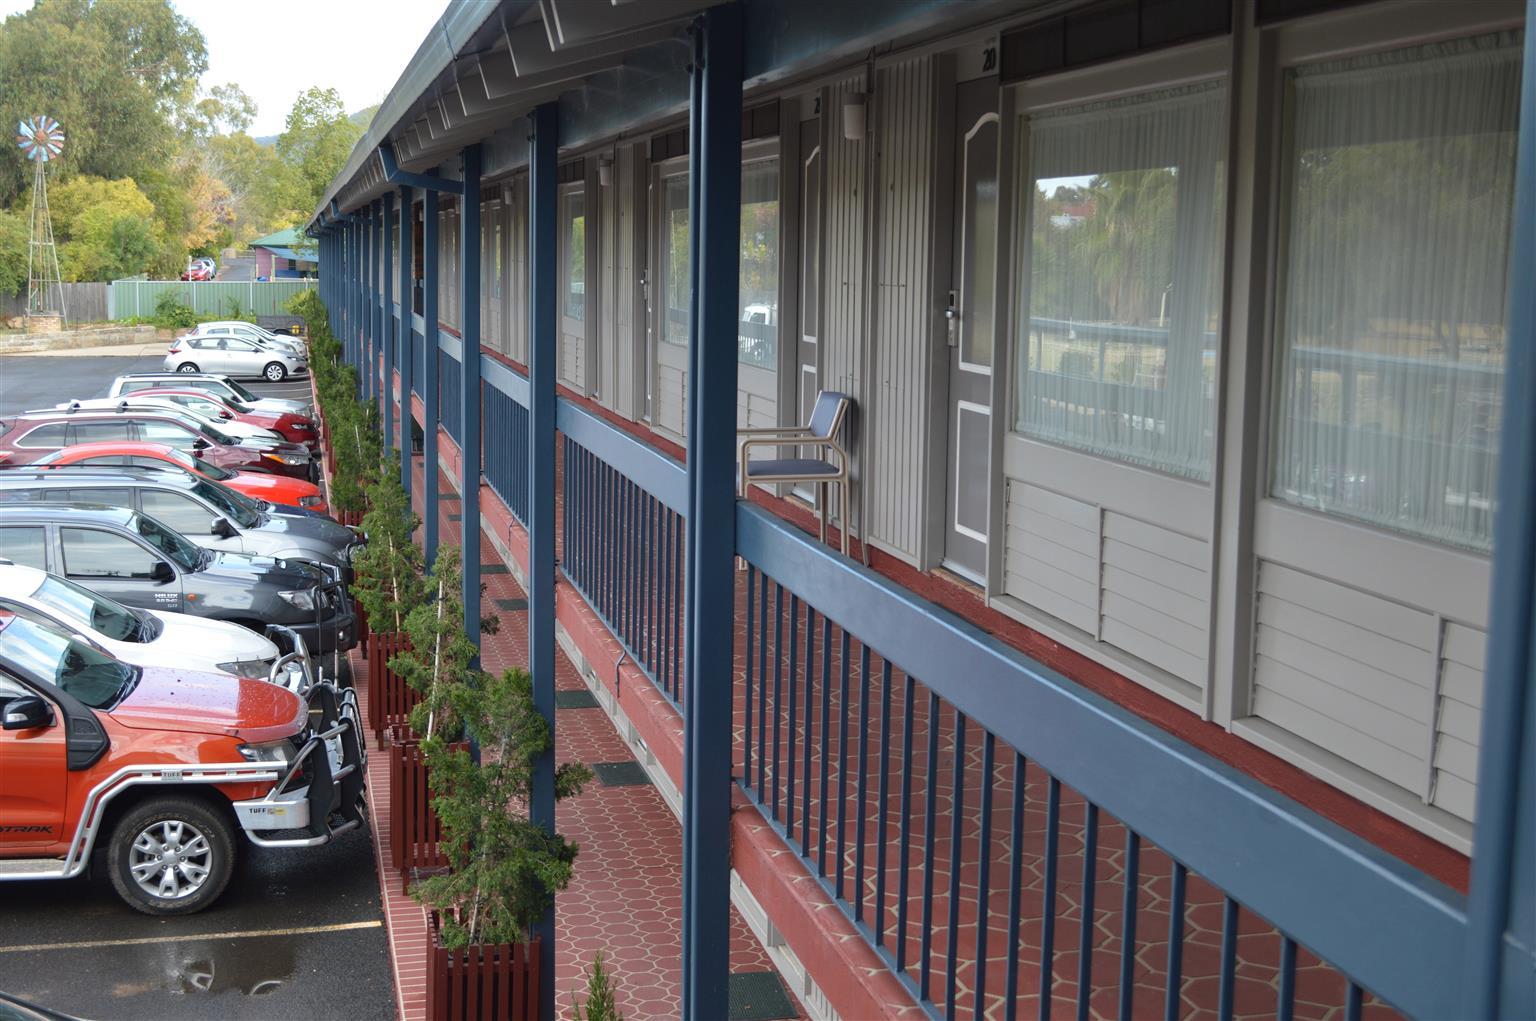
left=0, top=825, right=393, bottom=1020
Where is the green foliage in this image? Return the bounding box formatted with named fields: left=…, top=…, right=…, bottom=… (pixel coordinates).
left=0, top=210, right=27, bottom=298
left=571, top=953, right=623, bottom=1021
left=277, top=88, right=366, bottom=223
left=47, top=176, right=166, bottom=282
left=152, top=292, right=197, bottom=330
left=414, top=667, right=592, bottom=949
left=354, top=458, right=426, bottom=633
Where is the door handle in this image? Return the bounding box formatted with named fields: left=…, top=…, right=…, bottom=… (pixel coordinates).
left=945, top=290, right=959, bottom=348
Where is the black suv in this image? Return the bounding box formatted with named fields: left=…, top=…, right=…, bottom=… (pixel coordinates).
left=0, top=503, right=355, bottom=655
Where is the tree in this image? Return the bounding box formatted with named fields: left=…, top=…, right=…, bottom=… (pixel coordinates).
left=48, top=175, right=166, bottom=282
left=0, top=0, right=207, bottom=205
left=0, top=210, right=27, bottom=298
left=276, top=87, right=365, bottom=222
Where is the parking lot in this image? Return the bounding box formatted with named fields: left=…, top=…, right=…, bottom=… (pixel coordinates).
left=0, top=350, right=394, bottom=1020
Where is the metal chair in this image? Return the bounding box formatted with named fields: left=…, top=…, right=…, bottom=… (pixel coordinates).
left=738, top=391, right=855, bottom=556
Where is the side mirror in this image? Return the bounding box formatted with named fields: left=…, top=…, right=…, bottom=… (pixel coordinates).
left=211, top=517, right=235, bottom=539
left=218, top=411, right=232, bottom=420
left=150, top=560, right=176, bottom=583
left=192, top=437, right=210, bottom=451
left=3, top=695, right=54, bottom=731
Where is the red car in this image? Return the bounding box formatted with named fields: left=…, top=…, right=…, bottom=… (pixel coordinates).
left=32, top=441, right=331, bottom=515
left=126, top=387, right=318, bottom=450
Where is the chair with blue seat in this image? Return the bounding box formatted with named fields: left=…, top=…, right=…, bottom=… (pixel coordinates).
left=738, top=390, right=855, bottom=556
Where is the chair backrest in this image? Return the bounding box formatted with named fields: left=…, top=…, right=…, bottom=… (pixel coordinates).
left=808, top=391, right=851, bottom=440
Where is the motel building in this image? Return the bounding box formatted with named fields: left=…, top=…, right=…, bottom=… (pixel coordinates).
left=310, top=0, right=1535, bottom=1017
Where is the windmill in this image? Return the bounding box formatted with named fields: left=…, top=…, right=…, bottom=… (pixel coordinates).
left=15, top=115, right=67, bottom=327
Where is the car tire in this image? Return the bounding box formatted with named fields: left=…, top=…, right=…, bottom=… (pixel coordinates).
left=263, top=362, right=287, bottom=382
left=107, top=797, right=236, bottom=916
left=177, top=362, right=200, bottom=373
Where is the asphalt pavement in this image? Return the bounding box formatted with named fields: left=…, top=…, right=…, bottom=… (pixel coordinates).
left=217, top=257, right=255, bottom=282
left=0, top=351, right=393, bottom=1021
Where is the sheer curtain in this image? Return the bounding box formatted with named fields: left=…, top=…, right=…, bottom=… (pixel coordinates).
left=1017, top=81, right=1228, bottom=481
left=1270, top=31, right=1521, bottom=552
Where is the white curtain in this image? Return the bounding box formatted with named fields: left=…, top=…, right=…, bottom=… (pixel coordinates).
left=1017, top=81, right=1228, bottom=481
left=1271, top=31, right=1521, bottom=552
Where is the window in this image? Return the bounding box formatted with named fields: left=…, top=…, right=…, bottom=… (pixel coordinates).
left=660, top=173, right=689, bottom=346
left=1015, top=81, right=1229, bottom=480
left=563, top=189, right=586, bottom=322
left=119, top=381, right=151, bottom=394
left=76, top=456, right=134, bottom=467
left=16, top=423, right=68, bottom=448
left=136, top=420, right=195, bottom=445
left=48, top=488, right=133, bottom=509
left=0, top=526, right=47, bottom=570
left=1269, top=32, right=1520, bottom=552
left=68, top=421, right=133, bottom=444
left=60, top=527, right=160, bottom=580
left=226, top=338, right=257, bottom=353
left=140, top=490, right=215, bottom=535
left=739, top=158, right=780, bottom=367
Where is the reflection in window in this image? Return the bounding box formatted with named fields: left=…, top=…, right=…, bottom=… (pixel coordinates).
left=1017, top=82, right=1228, bottom=480
left=739, top=158, right=780, bottom=367
left=1270, top=33, right=1519, bottom=552
left=661, top=175, right=689, bottom=346
left=563, top=190, right=586, bottom=321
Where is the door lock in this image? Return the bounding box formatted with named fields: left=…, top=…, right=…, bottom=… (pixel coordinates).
left=945, top=290, right=959, bottom=347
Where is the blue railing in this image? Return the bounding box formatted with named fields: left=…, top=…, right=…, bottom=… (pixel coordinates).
left=483, top=355, right=530, bottom=527
left=440, top=346, right=463, bottom=445
left=557, top=400, right=688, bottom=708
left=733, top=502, right=1463, bottom=1021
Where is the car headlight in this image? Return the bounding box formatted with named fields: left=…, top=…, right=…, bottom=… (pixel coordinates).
left=263, top=452, right=308, bottom=466
left=278, top=589, right=315, bottom=611
left=298, top=495, right=324, bottom=508
left=237, top=739, right=292, bottom=764
left=216, top=658, right=274, bottom=678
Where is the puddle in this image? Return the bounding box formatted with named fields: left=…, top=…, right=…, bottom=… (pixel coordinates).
left=111, top=939, right=297, bottom=998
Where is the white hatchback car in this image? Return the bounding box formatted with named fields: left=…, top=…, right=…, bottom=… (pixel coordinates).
left=0, top=562, right=296, bottom=683
left=187, top=321, right=306, bottom=358
left=51, top=398, right=287, bottom=446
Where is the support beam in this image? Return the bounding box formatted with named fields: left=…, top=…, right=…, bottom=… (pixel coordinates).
left=681, top=6, right=742, bottom=1018
left=363, top=204, right=374, bottom=406
left=459, top=144, right=483, bottom=652
left=423, top=189, right=441, bottom=563
left=527, top=101, right=559, bottom=1021
left=378, top=144, right=466, bottom=195
left=382, top=193, right=395, bottom=454
left=399, top=186, right=415, bottom=500
left=1465, top=6, right=1536, bottom=1019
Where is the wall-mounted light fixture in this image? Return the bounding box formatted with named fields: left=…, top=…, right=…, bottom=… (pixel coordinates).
left=842, top=93, right=867, bottom=141
left=598, top=156, right=614, bottom=187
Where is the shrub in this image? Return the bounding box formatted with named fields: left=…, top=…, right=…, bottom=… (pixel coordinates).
left=572, top=953, right=622, bottom=1021
left=151, top=291, right=197, bottom=329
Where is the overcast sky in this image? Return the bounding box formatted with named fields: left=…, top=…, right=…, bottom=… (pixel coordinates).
left=1, top=0, right=461, bottom=136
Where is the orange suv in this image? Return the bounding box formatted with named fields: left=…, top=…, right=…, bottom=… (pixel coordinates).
left=0, top=610, right=364, bottom=915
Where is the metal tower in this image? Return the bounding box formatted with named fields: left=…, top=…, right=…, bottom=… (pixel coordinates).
left=15, top=115, right=66, bottom=325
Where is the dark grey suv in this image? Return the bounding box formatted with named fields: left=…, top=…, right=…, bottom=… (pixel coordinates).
left=0, top=503, right=356, bottom=655
left=0, top=466, right=361, bottom=577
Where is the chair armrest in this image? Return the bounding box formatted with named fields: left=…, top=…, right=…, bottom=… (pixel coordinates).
left=737, top=426, right=813, bottom=437
left=739, top=436, right=808, bottom=456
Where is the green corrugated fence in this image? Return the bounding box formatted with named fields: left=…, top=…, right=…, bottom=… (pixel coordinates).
left=107, top=280, right=315, bottom=321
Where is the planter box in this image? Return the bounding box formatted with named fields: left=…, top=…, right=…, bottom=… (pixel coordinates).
left=388, top=733, right=467, bottom=887
left=354, top=598, right=370, bottom=655
left=366, top=631, right=417, bottom=747
left=427, top=913, right=539, bottom=1021
left=337, top=508, right=366, bottom=527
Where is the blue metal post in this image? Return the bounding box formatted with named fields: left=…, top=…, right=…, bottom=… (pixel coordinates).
left=528, top=102, right=559, bottom=1021
left=363, top=204, right=374, bottom=406
left=1465, top=7, right=1536, bottom=1019
left=369, top=200, right=380, bottom=408
left=460, top=144, right=483, bottom=650
left=382, top=193, right=395, bottom=454
left=398, top=186, right=415, bottom=499
left=423, top=189, right=441, bottom=562
left=681, top=7, right=742, bottom=1018
left=352, top=219, right=362, bottom=387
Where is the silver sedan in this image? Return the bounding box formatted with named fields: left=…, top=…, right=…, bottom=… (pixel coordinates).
left=164, top=333, right=309, bottom=382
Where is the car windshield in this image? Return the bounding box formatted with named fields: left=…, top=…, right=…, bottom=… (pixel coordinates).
left=1, top=616, right=138, bottom=709
left=198, top=422, right=235, bottom=445
left=132, top=513, right=203, bottom=571
left=189, top=478, right=260, bottom=528
left=225, top=380, right=260, bottom=402
left=166, top=446, right=236, bottom=481
left=31, top=575, right=145, bottom=642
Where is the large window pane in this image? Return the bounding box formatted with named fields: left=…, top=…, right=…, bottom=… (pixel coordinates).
left=563, top=190, right=586, bottom=321
left=661, top=174, right=689, bottom=346
left=1016, top=82, right=1228, bottom=480
left=739, top=158, right=780, bottom=367
left=1270, top=33, right=1520, bottom=552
